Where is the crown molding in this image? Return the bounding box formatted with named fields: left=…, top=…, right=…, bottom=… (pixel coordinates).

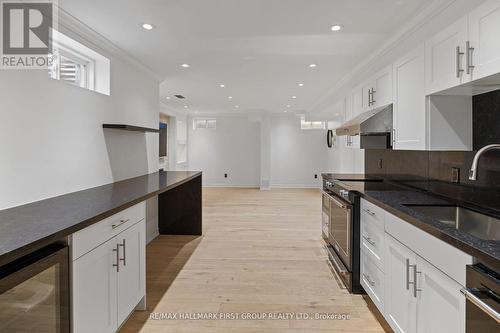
left=56, top=6, right=162, bottom=82
left=307, top=0, right=457, bottom=114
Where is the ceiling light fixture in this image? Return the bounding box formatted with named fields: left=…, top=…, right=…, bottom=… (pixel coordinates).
left=181, top=63, right=190, bottom=68
left=183, top=105, right=188, bottom=109
left=219, top=84, right=225, bottom=88
left=166, top=96, right=171, bottom=100
left=286, top=105, right=291, bottom=108
left=330, top=24, right=343, bottom=32
left=142, top=23, right=154, bottom=30
left=235, top=105, right=239, bottom=108
left=298, top=83, right=304, bottom=87
left=228, top=96, right=233, bottom=99
left=309, top=63, right=317, bottom=68
left=291, top=96, right=297, bottom=99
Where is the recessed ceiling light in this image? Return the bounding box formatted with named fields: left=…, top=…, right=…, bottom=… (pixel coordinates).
left=166, top=96, right=171, bottom=100
left=286, top=105, right=291, bottom=108
left=309, top=63, right=317, bottom=68
left=298, top=83, right=304, bottom=87
left=181, top=63, right=190, bottom=68
left=235, top=105, right=239, bottom=108
left=219, top=84, right=225, bottom=88
left=291, top=96, right=297, bottom=99
left=284, top=110, right=288, bottom=113
left=183, top=105, right=188, bottom=109
left=228, top=96, right=233, bottom=99
left=142, top=23, right=154, bottom=30
left=330, top=24, right=343, bottom=32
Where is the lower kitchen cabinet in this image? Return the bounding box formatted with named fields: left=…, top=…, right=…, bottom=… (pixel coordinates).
left=72, top=238, right=118, bottom=333
left=360, top=198, right=470, bottom=333
left=415, top=257, right=465, bottom=333
left=72, top=216, right=146, bottom=333
left=384, top=234, right=417, bottom=333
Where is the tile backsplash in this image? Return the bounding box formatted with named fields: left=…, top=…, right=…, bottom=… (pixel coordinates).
left=365, top=89, right=500, bottom=189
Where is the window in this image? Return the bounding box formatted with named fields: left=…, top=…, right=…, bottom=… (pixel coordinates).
left=193, top=118, right=217, bottom=130
left=48, top=30, right=110, bottom=95
left=49, top=48, right=94, bottom=89
left=300, top=117, right=326, bottom=130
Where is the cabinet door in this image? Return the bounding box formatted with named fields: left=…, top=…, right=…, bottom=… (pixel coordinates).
left=373, top=66, right=393, bottom=108
left=351, top=85, right=364, bottom=119
left=361, top=81, right=374, bottom=112
left=415, top=257, right=465, bottom=333
left=385, top=234, right=417, bottom=333
left=73, top=240, right=117, bottom=333
left=425, top=16, right=469, bottom=95
left=117, top=220, right=146, bottom=325
left=468, top=0, right=500, bottom=81
left=393, top=45, right=426, bottom=150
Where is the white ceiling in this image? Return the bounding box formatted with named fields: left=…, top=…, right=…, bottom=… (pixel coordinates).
left=60, top=0, right=438, bottom=114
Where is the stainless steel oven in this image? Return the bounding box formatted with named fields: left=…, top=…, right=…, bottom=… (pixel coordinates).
left=462, top=264, right=500, bottom=332
left=321, top=191, right=331, bottom=241
left=328, top=193, right=353, bottom=271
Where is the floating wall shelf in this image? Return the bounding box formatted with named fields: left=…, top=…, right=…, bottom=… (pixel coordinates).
left=102, top=124, right=159, bottom=133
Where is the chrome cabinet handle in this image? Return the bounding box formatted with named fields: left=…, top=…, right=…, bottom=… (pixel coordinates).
left=363, top=273, right=375, bottom=287
left=368, top=88, right=373, bottom=107
left=461, top=288, right=500, bottom=323
left=371, top=88, right=376, bottom=105
left=363, top=235, right=376, bottom=246
left=466, top=41, right=474, bottom=74
left=413, top=264, right=422, bottom=297
left=112, top=243, right=120, bottom=272
left=112, top=218, right=130, bottom=229
left=406, top=258, right=414, bottom=290
left=456, top=46, right=464, bottom=78
left=363, top=208, right=376, bottom=217
left=119, top=239, right=126, bottom=266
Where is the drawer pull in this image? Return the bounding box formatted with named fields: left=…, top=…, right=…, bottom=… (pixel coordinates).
left=363, top=208, right=376, bottom=217
left=119, top=239, right=126, bottom=266
left=363, top=273, right=375, bottom=287
left=363, top=235, right=376, bottom=246
left=112, top=219, right=130, bottom=229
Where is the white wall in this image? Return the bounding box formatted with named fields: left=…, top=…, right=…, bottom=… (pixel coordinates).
left=0, top=24, right=160, bottom=241
left=270, top=114, right=329, bottom=188
left=188, top=114, right=261, bottom=187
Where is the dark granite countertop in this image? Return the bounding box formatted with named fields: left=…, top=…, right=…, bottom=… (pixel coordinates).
left=0, top=170, right=201, bottom=267
left=322, top=173, right=500, bottom=271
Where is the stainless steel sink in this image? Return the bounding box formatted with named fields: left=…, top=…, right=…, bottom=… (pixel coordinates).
left=404, top=205, right=500, bottom=241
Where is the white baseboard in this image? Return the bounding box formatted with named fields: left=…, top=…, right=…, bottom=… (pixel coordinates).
left=203, top=184, right=259, bottom=188
left=270, top=183, right=322, bottom=189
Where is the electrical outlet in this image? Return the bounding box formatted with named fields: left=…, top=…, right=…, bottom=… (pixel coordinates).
left=451, top=167, right=460, bottom=183
left=224, top=173, right=228, bottom=178
left=314, top=174, right=318, bottom=179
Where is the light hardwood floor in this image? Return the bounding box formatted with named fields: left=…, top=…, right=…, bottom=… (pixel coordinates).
left=119, top=188, right=384, bottom=333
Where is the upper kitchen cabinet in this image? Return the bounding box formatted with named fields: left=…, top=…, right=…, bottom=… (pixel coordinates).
left=362, top=66, right=394, bottom=112
left=425, top=16, right=469, bottom=95
left=393, top=44, right=427, bottom=150
left=468, top=0, right=500, bottom=81
left=350, top=84, right=364, bottom=120
left=426, top=0, right=500, bottom=95
left=394, top=45, right=472, bottom=151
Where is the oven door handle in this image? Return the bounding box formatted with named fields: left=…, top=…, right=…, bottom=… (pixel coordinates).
left=328, top=195, right=349, bottom=209
left=461, top=288, right=500, bottom=323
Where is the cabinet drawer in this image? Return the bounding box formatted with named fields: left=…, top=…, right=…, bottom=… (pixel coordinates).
left=72, top=202, right=146, bottom=260
left=361, top=216, right=385, bottom=272
left=360, top=198, right=385, bottom=229
left=361, top=249, right=385, bottom=313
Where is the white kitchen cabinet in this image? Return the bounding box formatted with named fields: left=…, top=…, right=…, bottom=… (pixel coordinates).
left=468, top=0, right=500, bottom=81
left=393, top=44, right=426, bottom=150
left=372, top=66, right=393, bottom=108
left=384, top=234, right=417, bottom=333
left=351, top=85, right=364, bottom=119
left=361, top=249, right=385, bottom=313
left=72, top=204, right=146, bottom=333
left=425, top=16, right=469, bottom=95
left=73, top=239, right=118, bottom=333
left=117, top=220, right=146, bottom=325
left=415, top=257, right=465, bottom=333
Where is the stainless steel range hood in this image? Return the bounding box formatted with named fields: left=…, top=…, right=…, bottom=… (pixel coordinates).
left=335, top=104, right=393, bottom=136
left=335, top=104, right=393, bottom=149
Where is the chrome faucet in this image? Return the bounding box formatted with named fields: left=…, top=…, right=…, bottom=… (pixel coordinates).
left=469, top=144, right=500, bottom=180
